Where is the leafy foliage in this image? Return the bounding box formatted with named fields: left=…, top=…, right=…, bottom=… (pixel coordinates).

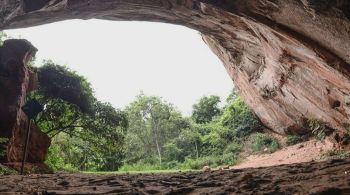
left=319, top=149, right=350, bottom=160
left=307, top=119, right=332, bottom=140
left=0, top=164, right=16, bottom=175
left=286, top=135, right=303, bottom=146
left=124, top=94, right=188, bottom=165
left=121, top=90, right=263, bottom=171
left=42, top=82, right=269, bottom=172
left=0, top=137, right=8, bottom=157
left=32, top=62, right=128, bottom=171
left=192, top=95, right=221, bottom=124
left=220, top=96, right=261, bottom=140
left=45, top=144, right=65, bottom=171
left=36, top=61, right=95, bottom=113
left=247, top=133, right=279, bottom=154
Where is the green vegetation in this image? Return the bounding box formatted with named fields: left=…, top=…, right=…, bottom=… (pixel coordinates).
left=42, top=77, right=267, bottom=172
left=319, top=149, right=350, bottom=160
left=220, top=96, right=261, bottom=139
left=118, top=90, right=264, bottom=171
left=31, top=62, right=128, bottom=171
left=41, top=79, right=266, bottom=172
left=192, top=95, right=221, bottom=124
left=307, top=119, right=332, bottom=140
left=247, top=133, right=279, bottom=154
left=0, top=164, right=16, bottom=175
left=286, top=135, right=303, bottom=146
left=0, top=137, right=8, bottom=157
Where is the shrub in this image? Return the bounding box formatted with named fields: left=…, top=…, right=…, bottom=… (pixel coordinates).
left=45, top=144, right=65, bottom=171
left=162, top=161, right=180, bottom=169
left=0, top=137, right=8, bottom=157
left=181, top=156, right=221, bottom=170
left=307, top=119, right=332, bottom=140
left=181, top=151, right=240, bottom=170
left=319, top=150, right=350, bottom=160
left=119, top=163, right=163, bottom=172
left=248, top=133, right=279, bottom=154
left=286, top=135, right=303, bottom=146
left=0, top=164, right=16, bottom=175
left=220, top=96, right=261, bottom=140
left=224, top=142, right=242, bottom=154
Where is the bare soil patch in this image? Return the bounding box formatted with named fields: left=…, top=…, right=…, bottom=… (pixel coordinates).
left=233, top=138, right=334, bottom=169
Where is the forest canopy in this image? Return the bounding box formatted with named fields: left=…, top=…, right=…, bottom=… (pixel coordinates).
left=30, top=62, right=128, bottom=171
left=35, top=60, right=270, bottom=172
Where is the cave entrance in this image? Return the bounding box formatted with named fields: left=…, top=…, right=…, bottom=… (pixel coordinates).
left=1, top=1, right=350, bottom=194
left=3, top=19, right=238, bottom=172
left=4, top=19, right=233, bottom=115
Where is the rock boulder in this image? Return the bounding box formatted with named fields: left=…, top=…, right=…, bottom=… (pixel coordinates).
left=0, top=39, right=51, bottom=164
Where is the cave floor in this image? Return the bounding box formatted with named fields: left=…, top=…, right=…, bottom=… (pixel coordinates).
left=1, top=159, right=350, bottom=195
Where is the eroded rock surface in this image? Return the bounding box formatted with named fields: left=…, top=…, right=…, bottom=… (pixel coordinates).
left=1, top=158, right=350, bottom=194
left=0, top=0, right=349, bottom=135
left=0, top=39, right=51, bottom=164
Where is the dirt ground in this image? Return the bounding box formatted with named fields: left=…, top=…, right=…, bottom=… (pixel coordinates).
left=232, top=138, right=334, bottom=169
left=1, top=158, right=350, bottom=195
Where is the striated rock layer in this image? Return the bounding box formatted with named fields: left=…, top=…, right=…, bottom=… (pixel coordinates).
left=0, top=39, right=51, bottom=164
left=0, top=0, right=349, bottom=136
left=1, top=158, right=350, bottom=194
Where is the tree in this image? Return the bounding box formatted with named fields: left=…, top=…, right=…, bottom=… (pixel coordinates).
left=31, top=61, right=128, bottom=171
left=226, top=88, right=239, bottom=103
left=176, top=126, right=201, bottom=160
left=192, top=95, right=221, bottom=124
left=124, top=94, right=188, bottom=165
left=220, top=96, right=261, bottom=140
left=35, top=61, right=95, bottom=113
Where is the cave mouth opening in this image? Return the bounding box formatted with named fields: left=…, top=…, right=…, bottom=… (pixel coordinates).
left=2, top=19, right=241, bottom=173
left=4, top=19, right=233, bottom=116
left=1, top=0, right=350, bottom=173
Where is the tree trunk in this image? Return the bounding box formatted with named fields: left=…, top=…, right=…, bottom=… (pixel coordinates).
left=194, top=140, right=199, bottom=160
left=153, top=121, right=162, bottom=165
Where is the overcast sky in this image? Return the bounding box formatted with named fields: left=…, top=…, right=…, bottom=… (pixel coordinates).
left=5, top=19, right=233, bottom=116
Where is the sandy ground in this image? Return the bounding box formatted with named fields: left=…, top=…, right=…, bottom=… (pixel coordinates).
left=0, top=158, right=350, bottom=194
left=232, top=138, right=334, bottom=169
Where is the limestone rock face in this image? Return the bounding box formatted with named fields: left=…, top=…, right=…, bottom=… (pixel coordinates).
left=0, top=0, right=349, bottom=135
left=0, top=39, right=51, bottom=163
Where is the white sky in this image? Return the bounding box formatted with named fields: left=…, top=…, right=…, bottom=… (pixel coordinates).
left=5, top=19, right=233, bottom=116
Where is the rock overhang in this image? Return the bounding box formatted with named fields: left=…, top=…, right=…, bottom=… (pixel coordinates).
left=1, top=0, right=350, bottom=137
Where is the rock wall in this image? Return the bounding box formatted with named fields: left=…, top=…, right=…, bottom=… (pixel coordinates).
left=0, top=39, right=51, bottom=163
left=0, top=0, right=349, bottom=136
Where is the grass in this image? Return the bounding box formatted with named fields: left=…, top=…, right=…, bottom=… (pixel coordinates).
left=319, top=150, right=350, bottom=161
left=84, top=169, right=194, bottom=174
left=307, top=119, right=332, bottom=140
left=286, top=135, right=304, bottom=146
left=0, top=137, right=8, bottom=157
left=0, top=164, right=17, bottom=175
left=248, top=133, right=279, bottom=154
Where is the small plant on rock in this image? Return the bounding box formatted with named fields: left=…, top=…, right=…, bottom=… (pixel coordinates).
left=248, top=133, right=279, bottom=154
left=319, top=149, right=350, bottom=161
left=286, top=135, right=303, bottom=146
left=307, top=119, right=332, bottom=140
left=0, top=137, right=8, bottom=157
left=0, top=164, right=16, bottom=175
